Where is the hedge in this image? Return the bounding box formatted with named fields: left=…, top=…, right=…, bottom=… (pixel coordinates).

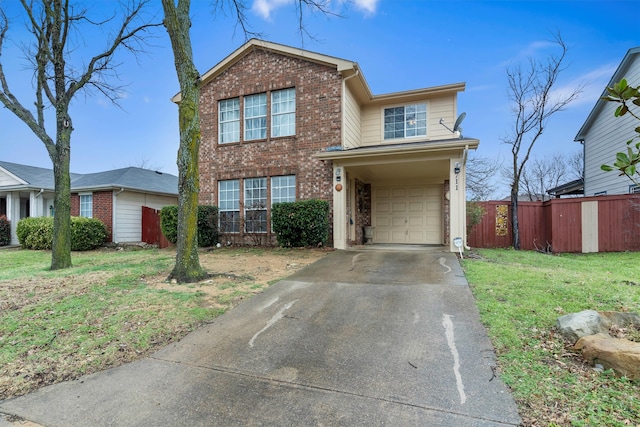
left=0, top=215, right=10, bottom=246
left=16, top=216, right=107, bottom=250
left=272, top=199, right=330, bottom=247
left=160, top=205, right=219, bottom=247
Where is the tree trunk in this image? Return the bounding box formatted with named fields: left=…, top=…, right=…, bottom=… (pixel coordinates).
left=510, top=188, right=520, bottom=250
left=50, top=124, right=72, bottom=269
left=162, top=0, right=205, bottom=283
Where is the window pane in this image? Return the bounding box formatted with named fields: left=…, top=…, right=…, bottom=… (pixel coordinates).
left=244, top=93, right=267, bottom=140
left=79, top=194, right=92, bottom=218
left=245, top=177, right=267, bottom=233
left=271, top=89, right=296, bottom=137
left=383, top=103, right=427, bottom=139
left=219, top=98, right=240, bottom=144
left=218, top=180, right=240, bottom=232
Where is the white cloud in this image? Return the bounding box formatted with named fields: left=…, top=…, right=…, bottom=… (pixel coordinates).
left=353, top=0, right=379, bottom=15
left=552, top=63, right=618, bottom=108
left=253, top=0, right=290, bottom=20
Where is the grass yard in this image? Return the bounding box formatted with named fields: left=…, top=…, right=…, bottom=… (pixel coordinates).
left=0, top=247, right=325, bottom=401
left=462, top=249, right=640, bottom=427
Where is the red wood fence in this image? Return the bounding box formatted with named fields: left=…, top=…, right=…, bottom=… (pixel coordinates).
left=141, top=206, right=171, bottom=249
left=467, top=194, right=640, bottom=253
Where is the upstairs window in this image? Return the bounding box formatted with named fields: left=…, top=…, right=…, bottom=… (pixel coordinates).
left=244, top=93, right=267, bottom=140
left=384, top=103, right=427, bottom=139
left=79, top=194, right=92, bottom=218
left=271, top=88, right=296, bottom=137
left=219, top=98, right=240, bottom=143
left=631, top=185, right=640, bottom=194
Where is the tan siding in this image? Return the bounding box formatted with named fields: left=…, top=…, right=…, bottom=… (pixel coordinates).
left=343, top=85, right=361, bottom=149
left=360, top=95, right=457, bottom=146
left=584, top=54, right=640, bottom=196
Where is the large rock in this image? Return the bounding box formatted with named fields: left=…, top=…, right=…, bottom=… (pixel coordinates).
left=599, top=311, right=640, bottom=328
left=575, top=333, right=640, bottom=379
left=556, top=310, right=611, bottom=343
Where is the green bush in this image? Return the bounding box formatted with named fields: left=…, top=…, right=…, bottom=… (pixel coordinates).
left=17, top=216, right=106, bottom=250
left=17, top=217, right=53, bottom=250
left=0, top=215, right=10, bottom=246
left=70, top=217, right=107, bottom=250
left=160, top=205, right=219, bottom=247
left=272, top=199, right=330, bottom=247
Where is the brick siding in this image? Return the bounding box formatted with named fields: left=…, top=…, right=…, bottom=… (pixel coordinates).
left=71, top=191, right=113, bottom=241
left=199, top=48, right=341, bottom=245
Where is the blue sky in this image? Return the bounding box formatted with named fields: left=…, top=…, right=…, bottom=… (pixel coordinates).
left=1, top=0, right=638, bottom=196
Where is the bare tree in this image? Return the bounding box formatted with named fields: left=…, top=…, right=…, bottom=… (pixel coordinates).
left=160, top=0, right=336, bottom=283
left=0, top=1, right=160, bottom=269
left=519, top=152, right=581, bottom=201
left=504, top=33, right=581, bottom=249
left=466, top=155, right=502, bottom=201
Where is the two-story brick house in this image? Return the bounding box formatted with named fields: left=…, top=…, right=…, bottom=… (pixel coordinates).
left=188, top=39, right=479, bottom=251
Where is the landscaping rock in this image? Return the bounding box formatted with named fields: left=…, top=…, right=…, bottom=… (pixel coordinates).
left=575, top=333, right=640, bottom=379
left=556, top=310, right=611, bottom=343
left=599, top=311, right=640, bottom=328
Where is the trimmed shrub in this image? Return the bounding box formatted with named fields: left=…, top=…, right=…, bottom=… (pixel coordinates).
left=0, top=215, right=10, bottom=246
left=70, top=217, right=107, bottom=251
left=17, top=216, right=107, bottom=250
left=17, top=217, right=53, bottom=250
left=160, top=205, right=219, bottom=247
left=160, top=206, right=178, bottom=244
left=272, top=199, right=330, bottom=247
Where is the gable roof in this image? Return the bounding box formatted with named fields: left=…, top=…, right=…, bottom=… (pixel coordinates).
left=171, top=38, right=466, bottom=105
left=0, top=161, right=177, bottom=195
left=575, top=47, right=640, bottom=141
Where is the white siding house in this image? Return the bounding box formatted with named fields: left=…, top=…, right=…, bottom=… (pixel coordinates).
left=575, top=47, right=640, bottom=196
left=0, top=161, right=178, bottom=245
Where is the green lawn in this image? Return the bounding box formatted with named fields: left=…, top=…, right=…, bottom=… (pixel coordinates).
left=462, top=249, right=640, bottom=427
left=0, top=248, right=266, bottom=399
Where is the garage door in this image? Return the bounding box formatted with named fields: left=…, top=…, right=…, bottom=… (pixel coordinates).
left=373, top=185, right=442, bottom=244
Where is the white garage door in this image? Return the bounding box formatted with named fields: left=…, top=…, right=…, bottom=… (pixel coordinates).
left=373, top=185, right=442, bottom=244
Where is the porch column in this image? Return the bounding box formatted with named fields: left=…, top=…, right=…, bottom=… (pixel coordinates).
left=449, top=158, right=467, bottom=252
left=8, top=192, right=19, bottom=245
left=333, top=165, right=347, bottom=250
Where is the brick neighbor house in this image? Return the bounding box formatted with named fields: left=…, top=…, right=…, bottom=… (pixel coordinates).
left=0, top=161, right=178, bottom=245
left=180, top=39, right=479, bottom=251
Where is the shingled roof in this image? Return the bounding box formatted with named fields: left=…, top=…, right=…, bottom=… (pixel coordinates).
left=0, top=161, right=177, bottom=196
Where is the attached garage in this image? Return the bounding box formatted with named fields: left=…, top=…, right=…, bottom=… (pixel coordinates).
left=373, top=184, right=442, bottom=244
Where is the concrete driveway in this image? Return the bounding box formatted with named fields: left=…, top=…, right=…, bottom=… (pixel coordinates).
left=0, top=249, right=521, bottom=426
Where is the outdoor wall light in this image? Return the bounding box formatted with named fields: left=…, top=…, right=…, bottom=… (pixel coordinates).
left=454, top=162, right=461, bottom=174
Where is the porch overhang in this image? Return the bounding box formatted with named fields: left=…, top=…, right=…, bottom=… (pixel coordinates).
left=315, top=138, right=479, bottom=181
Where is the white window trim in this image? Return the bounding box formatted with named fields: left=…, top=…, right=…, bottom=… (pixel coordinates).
left=79, top=192, right=93, bottom=218
left=271, top=88, right=296, bottom=138
left=382, top=102, right=428, bottom=141
left=244, top=93, right=267, bottom=141
left=219, top=98, right=240, bottom=144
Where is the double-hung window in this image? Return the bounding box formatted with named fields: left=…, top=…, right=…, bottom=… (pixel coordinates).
left=219, top=180, right=240, bottom=232
left=244, top=93, right=267, bottom=140
left=244, top=178, right=267, bottom=233
left=219, top=98, right=240, bottom=143
left=384, top=103, right=427, bottom=139
left=79, top=194, right=92, bottom=218
left=271, top=175, right=296, bottom=205
left=271, top=88, right=296, bottom=137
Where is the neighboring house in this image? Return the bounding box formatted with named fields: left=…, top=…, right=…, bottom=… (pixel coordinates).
left=575, top=47, right=640, bottom=196
left=0, top=161, right=178, bottom=245
left=180, top=39, right=479, bottom=251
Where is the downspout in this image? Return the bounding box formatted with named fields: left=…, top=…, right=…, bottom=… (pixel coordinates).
left=35, top=189, right=44, bottom=198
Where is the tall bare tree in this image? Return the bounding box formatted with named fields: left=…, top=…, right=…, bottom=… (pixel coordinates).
left=0, top=1, right=160, bottom=269
left=160, top=0, right=335, bottom=283
left=504, top=33, right=581, bottom=249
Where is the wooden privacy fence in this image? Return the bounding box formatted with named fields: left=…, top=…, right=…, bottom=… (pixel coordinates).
left=141, top=206, right=171, bottom=249
left=467, top=194, right=640, bottom=253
